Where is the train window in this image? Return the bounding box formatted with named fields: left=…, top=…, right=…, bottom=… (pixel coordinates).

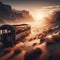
left=1, top=29, right=7, bottom=34
left=0, top=30, right=2, bottom=40
left=8, top=30, right=11, bottom=33
left=1, top=29, right=11, bottom=34
left=2, top=30, right=4, bottom=34
left=5, top=29, right=7, bottom=34
left=0, top=30, right=2, bottom=34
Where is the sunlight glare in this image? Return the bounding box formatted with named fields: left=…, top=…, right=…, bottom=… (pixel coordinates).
left=32, top=12, right=45, bottom=21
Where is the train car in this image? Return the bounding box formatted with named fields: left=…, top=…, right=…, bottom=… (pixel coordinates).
left=13, top=24, right=31, bottom=42
left=0, top=24, right=31, bottom=47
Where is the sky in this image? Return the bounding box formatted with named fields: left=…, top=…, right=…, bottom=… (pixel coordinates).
left=0, top=0, right=60, bottom=19
left=0, top=0, right=60, bottom=11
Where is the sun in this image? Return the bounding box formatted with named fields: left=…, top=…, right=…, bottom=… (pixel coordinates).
left=32, top=12, right=45, bottom=21
left=36, top=14, right=44, bottom=20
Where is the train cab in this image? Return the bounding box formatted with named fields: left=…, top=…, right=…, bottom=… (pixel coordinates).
left=0, top=24, right=15, bottom=47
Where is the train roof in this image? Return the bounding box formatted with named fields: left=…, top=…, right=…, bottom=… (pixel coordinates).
left=0, top=24, right=31, bottom=31
left=12, top=24, right=30, bottom=26
left=12, top=24, right=31, bottom=30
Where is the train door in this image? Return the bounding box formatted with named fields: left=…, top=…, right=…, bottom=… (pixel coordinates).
left=0, top=25, right=15, bottom=47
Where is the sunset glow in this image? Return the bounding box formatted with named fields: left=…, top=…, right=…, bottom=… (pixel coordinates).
left=36, top=14, right=45, bottom=20
left=32, top=11, right=46, bottom=21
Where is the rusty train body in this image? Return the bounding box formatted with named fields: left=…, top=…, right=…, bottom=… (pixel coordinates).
left=0, top=24, right=31, bottom=47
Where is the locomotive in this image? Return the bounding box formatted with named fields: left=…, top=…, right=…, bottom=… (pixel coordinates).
left=0, top=24, right=31, bottom=47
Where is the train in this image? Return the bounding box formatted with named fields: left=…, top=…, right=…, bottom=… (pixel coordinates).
left=0, top=24, right=31, bottom=47
left=13, top=24, right=31, bottom=42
